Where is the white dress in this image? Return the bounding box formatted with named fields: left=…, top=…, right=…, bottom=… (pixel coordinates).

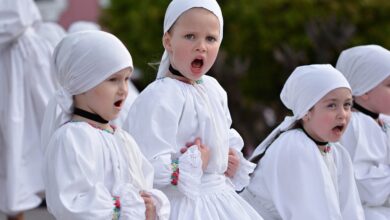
left=43, top=122, right=170, bottom=220
left=124, top=76, right=263, bottom=220
left=340, top=112, right=390, bottom=220
left=0, top=1, right=57, bottom=214
left=241, top=129, right=364, bottom=220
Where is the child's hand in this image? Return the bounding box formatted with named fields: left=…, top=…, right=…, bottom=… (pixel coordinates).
left=180, top=138, right=210, bottom=171
left=225, top=148, right=239, bottom=178
left=140, top=191, right=156, bottom=220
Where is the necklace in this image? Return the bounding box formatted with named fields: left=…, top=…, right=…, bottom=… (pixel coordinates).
left=353, top=101, right=379, bottom=120
left=168, top=64, right=203, bottom=84
left=301, top=127, right=331, bottom=153
left=73, top=107, right=109, bottom=124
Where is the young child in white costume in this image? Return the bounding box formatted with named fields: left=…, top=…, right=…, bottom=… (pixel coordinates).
left=241, top=64, right=364, bottom=220
left=336, top=44, right=390, bottom=220
left=41, top=30, right=170, bottom=220
left=123, top=0, right=263, bottom=219
left=0, top=0, right=59, bottom=219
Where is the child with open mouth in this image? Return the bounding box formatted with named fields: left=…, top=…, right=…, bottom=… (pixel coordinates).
left=241, top=64, right=364, bottom=220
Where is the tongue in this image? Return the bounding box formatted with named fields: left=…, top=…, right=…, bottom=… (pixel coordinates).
left=192, top=59, right=202, bottom=68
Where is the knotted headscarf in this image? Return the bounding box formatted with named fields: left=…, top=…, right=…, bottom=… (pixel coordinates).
left=336, top=44, right=390, bottom=96
left=156, top=0, right=223, bottom=79
left=41, top=30, right=133, bottom=149
left=251, top=64, right=351, bottom=158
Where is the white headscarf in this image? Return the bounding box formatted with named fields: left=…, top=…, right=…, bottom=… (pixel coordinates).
left=68, top=21, right=101, bottom=33
left=0, top=0, right=41, bottom=45
left=251, top=64, right=351, bottom=158
left=336, top=44, right=390, bottom=96
left=41, top=30, right=133, bottom=149
left=156, top=0, right=223, bottom=79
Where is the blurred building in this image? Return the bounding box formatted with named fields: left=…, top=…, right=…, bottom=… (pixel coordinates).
left=34, top=0, right=109, bottom=29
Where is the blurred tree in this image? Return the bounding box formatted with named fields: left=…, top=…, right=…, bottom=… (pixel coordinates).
left=101, top=0, right=390, bottom=155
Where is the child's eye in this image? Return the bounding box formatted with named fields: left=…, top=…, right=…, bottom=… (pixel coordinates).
left=327, top=103, right=336, bottom=109
left=206, top=36, right=217, bottom=42
left=108, top=78, right=117, bottom=82
left=184, top=34, right=195, bottom=40
left=125, top=77, right=130, bottom=82
left=344, top=102, right=352, bottom=109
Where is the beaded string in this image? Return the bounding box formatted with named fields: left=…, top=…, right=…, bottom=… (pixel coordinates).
left=171, top=158, right=179, bottom=186
left=112, top=196, right=120, bottom=220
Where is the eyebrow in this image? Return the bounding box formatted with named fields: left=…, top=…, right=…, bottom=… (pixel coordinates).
left=322, top=98, right=352, bottom=102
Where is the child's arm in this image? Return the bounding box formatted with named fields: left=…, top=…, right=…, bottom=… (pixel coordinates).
left=263, top=133, right=344, bottom=220
left=43, top=126, right=147, bottom=220
left=125, top=80, right=204, bottom=198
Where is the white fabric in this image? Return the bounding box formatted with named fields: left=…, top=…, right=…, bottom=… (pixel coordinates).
left=242, top=129, right=364, bottom=220
left=380, top=114, right=390, bottom=124
left=67, top=21, right=101, bottom=33
left=251, top=64, right=351, bottom=158
left=340, top=112, right=390, bottom=220
left=124, top=76, right=262, bottom=220
left=41, top=30, right=133, bottom=149
left=156, top=0, right=223, bottom=79
left=0, top=0, right=58, bottom=215
left=43, top=122, right=170, bottom=220
left=336, top=44, right=390, bottom=96
left=0, top=0, right=41, bottom=46
left=34, top=22, right=66, bottom=49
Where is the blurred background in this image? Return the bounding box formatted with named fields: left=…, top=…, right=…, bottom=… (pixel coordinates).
left=34, top=0, right=390, bottom=155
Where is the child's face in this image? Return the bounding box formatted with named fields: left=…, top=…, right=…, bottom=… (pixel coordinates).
left=303, top=88, right=353, bottom=143
left=363, top=75, right=390, bottom=115
left=74, top=68, right=132, bottom=121
left=163, top=8, right=221, bottom=81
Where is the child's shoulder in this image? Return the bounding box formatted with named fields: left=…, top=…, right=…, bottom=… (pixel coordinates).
left=268, top=129, right=313, bottom=156
left=51, top=121, right=96, bottom=144
left=138, top=77, right=186, bottom=100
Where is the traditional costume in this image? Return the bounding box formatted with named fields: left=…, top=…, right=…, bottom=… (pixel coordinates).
left=41, top=30, right=170, bottom=219
left=241, top=64, right=364, bottom=220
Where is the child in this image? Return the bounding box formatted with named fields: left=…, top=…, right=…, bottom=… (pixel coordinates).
left=0, top=0, right=58, bottom=219
left=122, top=0, right=262, bottom=219
left=336, top=44, right=390, bottom=220
left=241, top=64, right=364, bottom=219
left=41, top=30, right=170, bottom=220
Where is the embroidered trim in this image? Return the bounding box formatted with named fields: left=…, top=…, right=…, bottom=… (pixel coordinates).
left=171, top=158, right=179, bottom=186
left=112, top=196, right=120, bottom=220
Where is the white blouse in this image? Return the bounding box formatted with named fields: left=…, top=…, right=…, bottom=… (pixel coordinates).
left=124, top=76, right=262, bottom=220
left=242, top=129, right=364, bottom=220
left=340, top=112, right=390, bottom=220
left=43, top=122, right=170, bottom=220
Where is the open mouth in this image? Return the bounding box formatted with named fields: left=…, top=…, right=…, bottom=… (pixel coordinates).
left=332, top=125, right=344, bottom=133
left=191, top=58, right=204, bottom=69
left=114, top=100, right=123, bottom=107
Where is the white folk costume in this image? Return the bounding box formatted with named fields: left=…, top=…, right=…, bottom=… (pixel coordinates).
left=0, top=0, right=57, bottom=215
left=41, top=31, right=170, bottom=220
left=336, top=45, right=390, bottom=220
left=242, top=64, right=364, bottom=220
left=123, top=0, right=262, bottom=219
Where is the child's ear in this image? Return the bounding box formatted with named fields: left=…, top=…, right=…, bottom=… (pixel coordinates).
left=163, top=32, right=172, bottom=52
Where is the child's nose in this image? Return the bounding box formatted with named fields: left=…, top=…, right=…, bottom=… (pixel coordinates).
left=195, top=40, right=206, bottom=52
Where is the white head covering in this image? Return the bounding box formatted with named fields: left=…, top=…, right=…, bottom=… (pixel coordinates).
left=156, top=0, right=223, bottom=79
left=251, top=64, right=351, bottom=158
left=41, top=30, right=133, bottom=149
left=68, top=21, right=101, bottom=33
left=336, top=44, right=390, bottom=96
left=0, top=0, right=41, bottom=45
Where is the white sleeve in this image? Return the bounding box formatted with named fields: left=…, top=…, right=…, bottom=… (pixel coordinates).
left=341, top=115, right=390, bottom=206
left=44, top=127, right=146, bottom=220
left=335, top=145, right=365, bottom=220
left=125, top=80, right=203, bottom=198
left=262, top=134, right=343, bottom=220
